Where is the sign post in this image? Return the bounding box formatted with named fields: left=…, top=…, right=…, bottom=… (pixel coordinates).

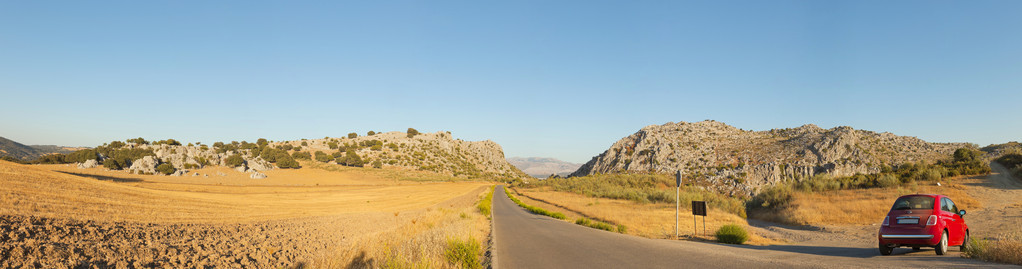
left=692, top=201, right=707, bottom=235
left=675, top=170, right=681, bottom=240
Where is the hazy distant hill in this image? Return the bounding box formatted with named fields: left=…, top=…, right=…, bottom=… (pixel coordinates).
left=507, top=157, right=582, bottom=178
left=0, top=136, right=40, bottom=160
left=0, top=136, right=87, bottom=161
left=571, top=120, right=971, bottom=194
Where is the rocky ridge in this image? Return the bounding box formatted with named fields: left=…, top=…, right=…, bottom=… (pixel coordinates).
left=571, top=121, right=971, bottom=195
left=283, top=131, right=526, bottom=180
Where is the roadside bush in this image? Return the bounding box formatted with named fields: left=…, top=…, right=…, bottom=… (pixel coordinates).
left=407, top=128, right=420, bottom=138
left=575, top=218, right=616, bottom=232
left=715, top=224, right=749, bottom=244
left=225, top=154, right=245, bottom=167
left=506, top=190, right=566, bottom=220
left=292, top=151, right=311, bottom=160
left=156, top=163, right=176, bottom=175
left=445, top=238, right=482, bottom=269
left=749, top=184, right=794, bottom=210
left=477, top=186, right=494, bottom=218
left=963, top=232, right=1022, bottom=265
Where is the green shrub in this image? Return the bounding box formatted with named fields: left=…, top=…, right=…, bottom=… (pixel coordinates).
left=477, top=186, right=494, bottom=218
left=103, top=159, right=124, bottom=170
left=506, top=190, right=566, bottom=220
left=257, top=138, right=268, bottom=147
left=156, top=163, right=176, bottom=175
left=67, top=149, right=100, bottom=163
left=276, top=156, right=301, bottom=169
left=225, top=154, right=245, bottom=167
left=292, top=151, right=311, bottom=160
left=407, top=128, right=420, bottom=138
left=343, top=149, right=364, bottom=167
left=328, top=142, right=338, bottom=149
left=107, top=141, right=126, bottom=148
left=314, top=151, right=332, bottom=162
left=749, top=184, right=793, bottom=210
left=877, top=173, right=900, bottom=188
left=372, top=160, right=383, bottom=169
left=155, top=139, right=182, bottom=146
left=575, top=218, right=616, bottom=232
left=348, top=133, right=358, bottom=139
left=617, top=224, right=628, bottom=233
left=444, top=238, right=482, bottom=269
left=715, top=224, right=749, bottom=244
left=301, top=141, right=308, bottom=146
left=31, top=154, right=68, bottom=164
left=183, top=163, right=199, bottom=169
left=367, top=131, right=376, bottom=136
left=127, top=137, right=149, bottom=145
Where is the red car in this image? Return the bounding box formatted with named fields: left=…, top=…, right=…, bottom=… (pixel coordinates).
left=878, top=194, right=969, bottom=255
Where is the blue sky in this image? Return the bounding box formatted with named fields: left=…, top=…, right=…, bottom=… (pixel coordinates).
left=1, top=1, right=1020, bottom=163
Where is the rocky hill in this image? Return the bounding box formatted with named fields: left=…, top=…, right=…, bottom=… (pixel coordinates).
left=285, top=131, right=526, bottom=180
left=507, top=157, right=582, bottom=178
left=571, top=121, right=971, bottom=194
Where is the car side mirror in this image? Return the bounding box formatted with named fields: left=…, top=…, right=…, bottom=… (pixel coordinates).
left=958, top=210, right=966, bottom=217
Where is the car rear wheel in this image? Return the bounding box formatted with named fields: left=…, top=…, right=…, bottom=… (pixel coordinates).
left=960, top=232, right=970, bottom=251
left=879, top=243, right=894, bottom=256
left=935, top=231, right=948, bottom=255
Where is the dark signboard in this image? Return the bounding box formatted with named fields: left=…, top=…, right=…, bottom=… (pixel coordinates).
left=676, top=170, right=682, bottom=187
left=692, top=201, right=707, bottom=216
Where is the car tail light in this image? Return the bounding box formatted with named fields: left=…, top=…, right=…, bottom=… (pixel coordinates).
left=882, top=216, right=889, bottom=226
left=926, top=215, right=937, bottom=226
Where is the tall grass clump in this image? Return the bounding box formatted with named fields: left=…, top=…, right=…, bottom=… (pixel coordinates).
left=714, top=224, right=749, bottom=244
left=574, top=217, right=621, bottom=233
left=477, top=186, right=494, bottom=218
left=506, top=189, right=566, bottom=220
left=964, top=232, right=1022, bottom=265
left=445, top=237, right=483, bottom=269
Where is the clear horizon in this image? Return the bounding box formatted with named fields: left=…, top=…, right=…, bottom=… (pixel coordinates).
left=2, top=1, right=1021, bottom=164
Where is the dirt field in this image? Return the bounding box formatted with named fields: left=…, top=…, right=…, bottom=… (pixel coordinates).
left=0, top=161, right=492, bottom=268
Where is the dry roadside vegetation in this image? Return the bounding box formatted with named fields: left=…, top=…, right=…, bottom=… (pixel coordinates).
left=0, top=160, right=494, bottom=268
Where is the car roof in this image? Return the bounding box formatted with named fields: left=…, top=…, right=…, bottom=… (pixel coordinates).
left=897, top=194, right=943, bottom=198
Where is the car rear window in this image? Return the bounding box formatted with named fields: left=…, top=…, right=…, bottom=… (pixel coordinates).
left=891, top=196, right=935, bottom=210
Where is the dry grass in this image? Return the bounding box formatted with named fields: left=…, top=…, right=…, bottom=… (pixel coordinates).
left=514, top=188, right=779, bottom=245
left=965, top=231, right=1022, bottom=265
left=767, top=182, right=980, bottom=226
left=0, top=160, right=493, bottom=267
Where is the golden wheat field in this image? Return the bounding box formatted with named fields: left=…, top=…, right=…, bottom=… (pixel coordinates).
left=0, top=160, right=493, bottom=268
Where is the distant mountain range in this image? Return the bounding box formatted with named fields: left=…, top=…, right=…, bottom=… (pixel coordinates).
left=0, top=136, right=86, bottom=161
left=507, top=157, right=582, bottom=178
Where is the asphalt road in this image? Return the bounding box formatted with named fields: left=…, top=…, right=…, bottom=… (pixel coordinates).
left=491, top=186, right=1012, bottom=269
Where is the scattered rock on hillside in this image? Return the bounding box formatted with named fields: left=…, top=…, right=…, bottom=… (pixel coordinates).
left=76, top=159, right=98, bottom=169
left=250, top=172, right=267, bottom=179
left=128, top=156, right=160, bottom=175
left=571, top=120, right=972, bottom=195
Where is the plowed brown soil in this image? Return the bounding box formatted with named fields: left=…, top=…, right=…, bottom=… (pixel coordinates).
left=0, top=161, right=491, bottom=268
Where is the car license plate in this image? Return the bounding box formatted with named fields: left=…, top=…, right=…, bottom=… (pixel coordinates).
left=897, top=218, right=918, bottom=224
